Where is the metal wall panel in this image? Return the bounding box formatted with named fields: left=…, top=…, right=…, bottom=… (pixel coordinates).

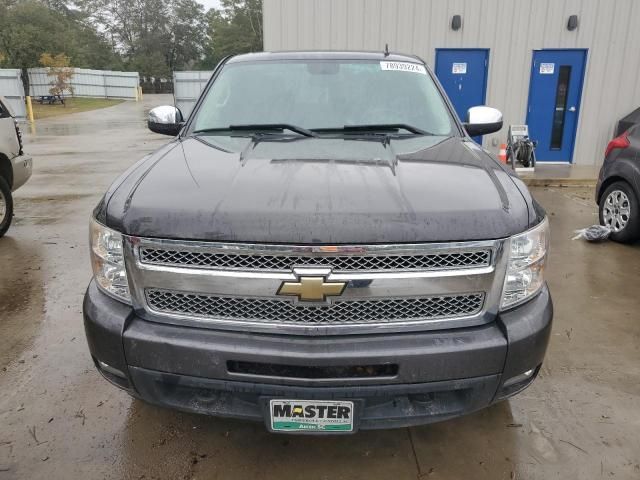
left=28, top=68, right=140, bottom=99
left=263, top=0, right=640, bottom=165
left=0, top=69, right=27, bottom=120
left=173, top=71, right=213, bottom=118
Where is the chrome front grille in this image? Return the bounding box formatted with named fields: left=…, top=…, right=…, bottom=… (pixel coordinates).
left=126, top=237, right=505, bottom=335
left=139, top=247, right=491, bottom=272
left=146, top=289, right=485, bottom=326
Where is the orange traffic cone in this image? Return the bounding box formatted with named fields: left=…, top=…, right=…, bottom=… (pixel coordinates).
left=498, top=144, right=507, bottom=163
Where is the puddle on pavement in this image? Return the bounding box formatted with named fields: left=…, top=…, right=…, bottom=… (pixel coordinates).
left=0, top=237, right=45, bottom=367
left=13, top=216, right=59, bottom=226
left=29, top=122, right=143, bottom=137
left=35, top=163, right=99, bottom=176
left=17, top=193, right=94, bottom=205
left=29, top=124, right=93, bottom=136
left=13, top=193, right=95, bottom=227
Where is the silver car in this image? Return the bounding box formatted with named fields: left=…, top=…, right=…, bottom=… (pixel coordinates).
left=0, top=95, right=32, bottom=237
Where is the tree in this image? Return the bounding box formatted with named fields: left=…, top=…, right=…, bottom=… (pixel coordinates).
left=201, top=0, right=263, bottom=68
left=0, top=0, right=121, bottom=93
left=0, top=0, right=258, bottom=89
left=39, top=52, right=74, bottom=99
left=167, top=0, right=208, bottom=72
left=78, top=0, right=207, bottom=78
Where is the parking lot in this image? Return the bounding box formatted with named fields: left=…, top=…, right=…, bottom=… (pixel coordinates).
left=1, top=95, right=639, bottom=479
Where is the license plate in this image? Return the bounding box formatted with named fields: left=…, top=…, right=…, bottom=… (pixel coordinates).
left=269, top=399, right=354, bottom=433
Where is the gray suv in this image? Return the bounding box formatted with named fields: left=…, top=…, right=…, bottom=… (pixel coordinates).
left=83, top=51, right=552, bottom=433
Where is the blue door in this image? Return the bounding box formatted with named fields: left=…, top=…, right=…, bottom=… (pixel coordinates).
left=526, top=50, right=587, bottom=162
left=435, top=49, right=489, bottom=143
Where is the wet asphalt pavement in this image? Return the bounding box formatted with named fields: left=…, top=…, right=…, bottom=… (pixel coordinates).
left=0, top=95, right=639, bottom=479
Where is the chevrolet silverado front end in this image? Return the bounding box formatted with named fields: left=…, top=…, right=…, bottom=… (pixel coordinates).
left=84, top=51, right=552, bottom=433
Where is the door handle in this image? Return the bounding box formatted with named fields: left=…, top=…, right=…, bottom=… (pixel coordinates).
left=568, top=106, right=576, bottom=112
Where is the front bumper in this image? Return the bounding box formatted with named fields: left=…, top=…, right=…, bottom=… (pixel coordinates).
left=11, top=154, right=32, bottom=191
left=83, top=281, right=552, bottom=430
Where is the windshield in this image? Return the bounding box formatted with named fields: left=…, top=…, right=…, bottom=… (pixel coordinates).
left=190, top=60, right=456, bottom=136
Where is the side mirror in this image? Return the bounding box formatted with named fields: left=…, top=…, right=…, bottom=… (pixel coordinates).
left=463, top=106, right=503, bottom=137
left=148, top=106, right=184, bottom=136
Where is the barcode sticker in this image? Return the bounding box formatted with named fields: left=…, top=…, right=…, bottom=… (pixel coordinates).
left=380, top=61, right=427, bottom=75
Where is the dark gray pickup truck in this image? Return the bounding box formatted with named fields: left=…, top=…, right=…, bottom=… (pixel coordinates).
left=84, top=51, right=552, bottom=433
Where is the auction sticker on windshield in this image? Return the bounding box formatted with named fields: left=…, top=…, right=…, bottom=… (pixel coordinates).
left=269, top=400, right=354, bottom=432
left=380, top=61, right=426, bottom=74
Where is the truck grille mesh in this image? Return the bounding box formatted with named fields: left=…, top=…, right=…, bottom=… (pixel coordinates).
left=145, top=289, right=485, bottom=325
left=139, top=248, right=491, bottom=272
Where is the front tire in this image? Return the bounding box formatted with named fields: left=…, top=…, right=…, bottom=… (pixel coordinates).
left=599, top=181, right=640, bottom=243
left=0, top=176, right=13, bottom=238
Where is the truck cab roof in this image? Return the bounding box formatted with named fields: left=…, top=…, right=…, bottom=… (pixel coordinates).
left=227, top=50, right=424, bottom=65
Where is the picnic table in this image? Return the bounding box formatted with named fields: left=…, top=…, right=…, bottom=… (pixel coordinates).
left=36, top=95, right=65, bottom=105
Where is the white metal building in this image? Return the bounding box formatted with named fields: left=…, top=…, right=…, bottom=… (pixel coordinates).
left=262, top=0, right=640, bottom=165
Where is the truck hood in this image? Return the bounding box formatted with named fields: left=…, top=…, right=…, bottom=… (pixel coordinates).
left=103, top=135, right=531, bottom=243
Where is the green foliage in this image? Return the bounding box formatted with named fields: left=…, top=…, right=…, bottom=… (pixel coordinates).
left=169, top=0, right=209, bottom=71
left=0, top=0, right=265, bottom=81
left=201, top=0, right=263, bottom=68
left=78, top=0, right=207, bottom=77
left=0, top=0, right=120, bottom=72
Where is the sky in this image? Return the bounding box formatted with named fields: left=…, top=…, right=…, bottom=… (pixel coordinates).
left=196, top=0, right=221, bottom=11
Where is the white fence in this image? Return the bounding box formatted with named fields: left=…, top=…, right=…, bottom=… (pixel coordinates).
left=28, top=68, right=140, bottom=99
left=0, top=69, right=27, bottom=120
left=173, top=71, right=213, bottom=118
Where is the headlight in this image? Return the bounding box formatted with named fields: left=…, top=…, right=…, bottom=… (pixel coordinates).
left=90, top=219, right=131, bottom=303
left=500, top=218, right=549, bottom=310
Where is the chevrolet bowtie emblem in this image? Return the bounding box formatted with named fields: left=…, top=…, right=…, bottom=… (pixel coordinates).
left=277, top=276, right=346, bottom=302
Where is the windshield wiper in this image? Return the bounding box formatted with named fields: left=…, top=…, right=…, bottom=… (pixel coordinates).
left=313, top=124, right=431, bottom=135
left=193, top=123, right=317, bottom=137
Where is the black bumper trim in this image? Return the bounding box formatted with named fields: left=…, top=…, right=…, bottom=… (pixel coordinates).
left=128, top=366, right=502, bottom=430
left=121, top=310, right=508, bottom=387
